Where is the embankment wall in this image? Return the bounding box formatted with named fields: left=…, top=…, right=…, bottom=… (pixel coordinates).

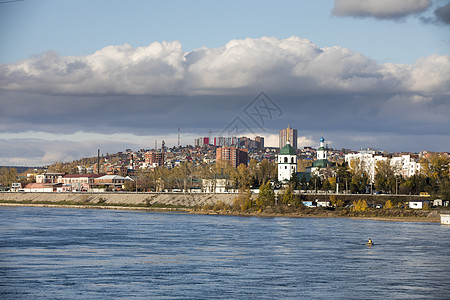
left=0, top=192, right=424, bottom=207
left=0, top=192, right=235, bottom=207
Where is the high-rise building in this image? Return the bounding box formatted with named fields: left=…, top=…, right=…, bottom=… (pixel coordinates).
left=255, top=136, right=264, bottom=149
left=145, top=151, right=164, bottom=167
left=194, top=137, right=210, bottom=147
left=214, top=137, right=239, bottom=147
left=279, top=126, right=298, bottom=150
left=216, top=147, right=248, bottom=168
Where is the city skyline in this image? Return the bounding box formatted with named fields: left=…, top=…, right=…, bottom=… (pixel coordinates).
left=1, top=0, right=449, bottom=166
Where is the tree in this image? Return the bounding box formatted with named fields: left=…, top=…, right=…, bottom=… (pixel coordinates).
left=350, top=173, right=369, bottom=194
left=384, top=200, right=394, bottom=209
left=0, top=167, right=18, bottom=187
left=256, top=181, right=275, bottom=208
left=233, top=187, right=253, bottom=212
left=336, top=162, right=352, bottom=193
left=330, top=195, right=344, bottom=207
left=309, top=175, right=322, bottom=192
left=322, top=179, right=331, bottom=192
left=289, top=172, right=300, bottom=190
left=236, top=164, right=251, bottom=189
left=280, top=186, right=294, bottom=205
left=374, top=159, right=396, bottom=193
left=352, top=199, right=368, bottom=212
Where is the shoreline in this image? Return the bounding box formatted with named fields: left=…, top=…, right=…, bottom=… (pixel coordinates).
left=0, top=202, right=441, bottom=223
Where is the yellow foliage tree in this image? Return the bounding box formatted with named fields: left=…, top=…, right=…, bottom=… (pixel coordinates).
left=385, top=200, right=394, bottom=209
left=352, top=199, right=368, bottom=212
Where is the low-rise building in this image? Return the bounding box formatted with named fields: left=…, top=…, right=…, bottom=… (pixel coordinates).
left=93, top=175, right=133, bottom=191
left=23, top=183, right=55, bottom=193
left=61, top=174, right=102, bottom=191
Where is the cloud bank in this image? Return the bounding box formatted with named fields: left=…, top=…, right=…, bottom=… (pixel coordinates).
left=2, top=36, right=449, bottom=96
left=1, top=36, right=449, bottom=165
left=434, top=2, right=450, bottom=24
left=332, top=0, right=431, bottom=20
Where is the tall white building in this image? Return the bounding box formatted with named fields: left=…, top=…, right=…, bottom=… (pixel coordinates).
left=277, top=140, right=297, bottom=182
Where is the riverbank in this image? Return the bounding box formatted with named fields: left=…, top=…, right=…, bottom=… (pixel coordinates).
left=0, top=192, right=442, bottom=222
left=0, top=192, right=234, bottom=207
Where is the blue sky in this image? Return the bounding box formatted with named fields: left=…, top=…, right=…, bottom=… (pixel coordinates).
left=0, top=0, right=449, bottom=166
left=1, top=0, right=448, bottom=64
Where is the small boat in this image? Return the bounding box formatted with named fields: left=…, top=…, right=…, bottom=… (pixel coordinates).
left=366, top=239, right=374, bottom=246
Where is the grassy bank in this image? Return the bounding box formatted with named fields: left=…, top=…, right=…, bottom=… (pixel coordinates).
left=191, top=203, right=441, bottom=222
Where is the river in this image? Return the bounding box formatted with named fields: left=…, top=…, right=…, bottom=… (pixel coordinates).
left=0, top=206, right=448, bottom=299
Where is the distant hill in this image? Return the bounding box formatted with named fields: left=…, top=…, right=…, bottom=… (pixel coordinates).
left=0, top=166, right=43, bottom=174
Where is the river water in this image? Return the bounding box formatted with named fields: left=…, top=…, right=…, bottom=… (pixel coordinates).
left=0, top=206, right=448, bottom=299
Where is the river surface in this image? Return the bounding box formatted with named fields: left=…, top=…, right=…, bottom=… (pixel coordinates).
left=0, top=206, right=449, bottom=299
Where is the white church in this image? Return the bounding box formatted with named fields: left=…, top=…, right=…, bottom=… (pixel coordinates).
left=278, top=133, right=333, bottom=183
left=277, top=139, right=297, bottom=182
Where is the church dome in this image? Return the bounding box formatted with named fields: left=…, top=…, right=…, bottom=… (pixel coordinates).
left=279, top=142, right=296, bottom=155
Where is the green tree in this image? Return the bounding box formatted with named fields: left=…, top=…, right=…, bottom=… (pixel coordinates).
left=322, top=179, right=331, bottom=192
left=280, top=186, right=294, bottom=205
left=300, top=174, right=308, bottom=191
left=256, top=181, right=275, bottom=208
left=336, top=162, right=352, bottom=193
left=289, top=172, right=300, bottom=190
left=374, top=159, right=396, bottom=193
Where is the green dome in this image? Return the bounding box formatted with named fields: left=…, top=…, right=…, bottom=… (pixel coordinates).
left=312, top=159, right=333, bottom=168
left=280, top=143, right=296, bottom=155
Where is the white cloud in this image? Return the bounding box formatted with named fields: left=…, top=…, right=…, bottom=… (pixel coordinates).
left=1, top=36, right=449, bottom=165
left=332, top=0, right=432, bottom=19
left=2, top=36, right=449, bottom=99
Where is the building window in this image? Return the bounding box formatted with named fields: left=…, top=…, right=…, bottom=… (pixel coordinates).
left=284, top=157, right=288, bottom=163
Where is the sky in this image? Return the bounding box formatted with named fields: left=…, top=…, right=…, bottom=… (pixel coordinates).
left=0, top=0, right=449, bottom=166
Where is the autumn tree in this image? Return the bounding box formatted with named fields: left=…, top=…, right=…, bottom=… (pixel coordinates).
left=280, top=186, right=294, bottom=205
left=233, top=187, right=253, bottom=212
left=0, top=167, right=18, bottom=187
left=352, top=199, right=368, bottom=212
left=256, top=181, right=275, bottom=208
left=384, top=200, right=394, bottom=209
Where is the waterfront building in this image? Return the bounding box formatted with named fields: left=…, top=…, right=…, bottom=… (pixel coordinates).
left=279, top=126, right=298, bottom=150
